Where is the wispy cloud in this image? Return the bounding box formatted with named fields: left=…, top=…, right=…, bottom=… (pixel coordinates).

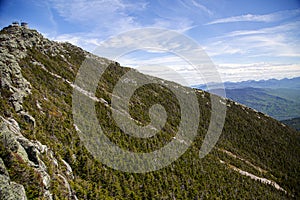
left=221, top=21, right=300, bottom=38
left=205, top=9, right=300, bottom=25
left=216, top=63, right=300, bottom=82
left=49, top=0, right=147, bottom=22
left=43, top=1, right=300, bottom=85
left=178, top=0, right=213, bottom=16
left=152, top=17, right=195, bottom=33
left=119, top=53, right=208, bottom=86
left=48, top=0, right=147, bottom=34
left=200, top=18, right=300, bottom=84
left=204, top=21, right=300, bottom=58
left=48, top=0, right=196, bottom=48
left=190, top=0, right=213, bottom=16
left=119, top=53, right=300, bottom=85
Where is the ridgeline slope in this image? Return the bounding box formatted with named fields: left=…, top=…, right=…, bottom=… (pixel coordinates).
left=0, top=25, right=299, bottom=199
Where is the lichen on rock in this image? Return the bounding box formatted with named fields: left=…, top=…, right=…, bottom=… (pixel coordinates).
left=0, top=158, right=27, bottom=200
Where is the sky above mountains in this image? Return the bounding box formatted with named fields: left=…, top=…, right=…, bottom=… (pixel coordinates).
left=1, top=0, right=300, bottom=85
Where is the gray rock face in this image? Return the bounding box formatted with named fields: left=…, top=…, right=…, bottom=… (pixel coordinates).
left=0, top=117, right=29, bottom=163
left=0, top=25, right=77, bottom=200
left=0, top=25, right=70, bottom=116
left=0, top=28, right=32, bottom=113
left=0, top=158, right=9, bottom=184
left=0, top=158, right=27, bottom=200
left=0, top=116, right=53, bottom=199
left=0, top=182, right=27, bottom=200
left=0, top=25, right=49, bottom=198
left=0, top=109, right=77, bottom=199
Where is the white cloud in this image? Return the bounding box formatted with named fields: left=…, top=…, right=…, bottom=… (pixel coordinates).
left=51, top=25, right=300, bottom=86
left=47, top=0, right=197, bottom=51
left=54, top=34, right=81, bottom=45
left=48, top=0, right=146, bottom=35
left=51, top=32, right=103, bottom=51
left=190, top=0, right=213, bottom=16
left=89, top=27, right=221, bottom=85
left=47, top=0, right=196, bottom=36
left=152, top=17, right=195, bottom=33
left=206, top=14, right=274, bottom=25
left=49, top=0, right=146, bottom=22
left=43, top=1, right=300, bottom=85
left=122, top=53, right=300, bottom=84
left=222, top=21, right=300, bottom=38
left=204, top=21, right=300, bottom=58
left=216, top=63, right=300, bottom=82
left=205, top=9, right=300, bottom=25
left=178, top=0, right=213, bottom=16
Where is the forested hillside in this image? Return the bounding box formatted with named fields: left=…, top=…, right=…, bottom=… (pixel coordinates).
left=0, top=25, right=299, bottom=199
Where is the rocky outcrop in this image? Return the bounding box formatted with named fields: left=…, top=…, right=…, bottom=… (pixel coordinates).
left=0, top=116, right=52, bottom=199
left=0, top=25, right=77, bottom=199
left=0, top=117, right=29, bottom=163
left=0, top=49, right=31, bottom=113
left=0, top=114, right=77, bottom=199
left=0, top=158, right=27, bottom=200
left=0, top=25, right=69, bottom=114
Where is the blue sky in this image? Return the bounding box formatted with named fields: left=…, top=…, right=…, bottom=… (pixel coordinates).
left=1, top=0, right=300, bottom=85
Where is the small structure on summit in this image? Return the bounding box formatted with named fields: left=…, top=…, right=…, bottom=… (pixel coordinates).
left=10, top=21, right=29, bottom=28
left=21, top=22, right=29, bottom=28
left=12, top=21, right=19, bottom=27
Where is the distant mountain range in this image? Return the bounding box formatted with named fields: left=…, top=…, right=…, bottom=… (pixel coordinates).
left=192, top=77, right=300, bottom=122
left=225, top=77, right=300, bottom=89
left=192, top=77, right=300, bottom=90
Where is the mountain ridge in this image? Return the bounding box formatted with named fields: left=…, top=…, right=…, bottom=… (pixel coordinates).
left=192, top=77, right=300, bottom=121
left=192, top=76, right=300, bottom=90
left=0, top=24, right=299, bottom=199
